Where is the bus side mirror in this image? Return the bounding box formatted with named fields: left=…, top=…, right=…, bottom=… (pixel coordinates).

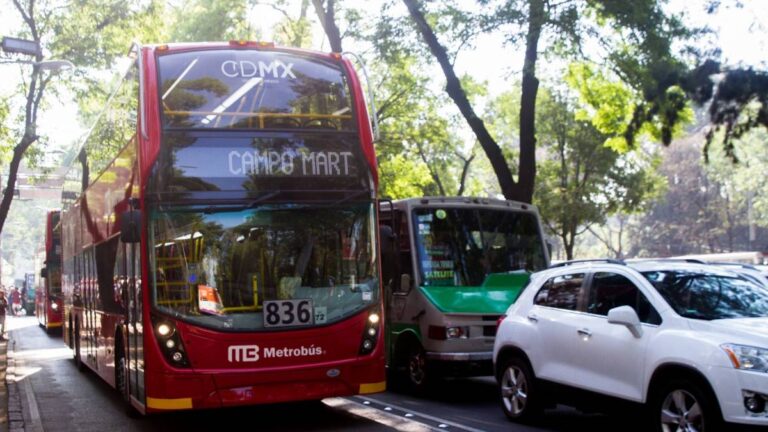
left=40, top=266, right=48, bottom=279
left=120, top=210, right=142, bottom=243
left=399, top=274, right=412, bottom=294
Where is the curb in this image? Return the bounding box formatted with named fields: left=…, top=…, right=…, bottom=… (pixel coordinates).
left=6, top=338, right=23, bottom=432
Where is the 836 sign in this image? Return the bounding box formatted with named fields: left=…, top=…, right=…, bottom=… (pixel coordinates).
left=264, top=299, right=314, bottom=327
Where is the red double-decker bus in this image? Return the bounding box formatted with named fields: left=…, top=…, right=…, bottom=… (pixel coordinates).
left=35, top=210, right=64, bottom=331
left=60, top=41, right=384, bottom=415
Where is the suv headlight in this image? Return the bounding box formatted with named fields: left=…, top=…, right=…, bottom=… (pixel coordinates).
left=722, top=343, right=768, bottom=372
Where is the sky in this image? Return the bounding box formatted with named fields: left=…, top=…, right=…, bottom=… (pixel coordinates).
left=1, top=0, right=768, bottom=163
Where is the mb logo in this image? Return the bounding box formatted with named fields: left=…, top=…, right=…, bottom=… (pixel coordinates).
left=228, top=345, right=260, bottom=362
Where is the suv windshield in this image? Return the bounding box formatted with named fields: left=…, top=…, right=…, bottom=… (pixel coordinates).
left=642, top=270, right=768, bottom=320
left=149, top=202, right=378, bottom=331
left=413, top=207, right=547, bottom=287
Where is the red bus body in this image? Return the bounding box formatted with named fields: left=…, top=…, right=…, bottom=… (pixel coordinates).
left=35, top=210, right=64, bottom=331
left=60, top=42, right=384, bottom=414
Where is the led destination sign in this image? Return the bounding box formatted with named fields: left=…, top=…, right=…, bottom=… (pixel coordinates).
left=154, top=134, right=369, bottom=195
left=228, top=149, right=355, bottom=177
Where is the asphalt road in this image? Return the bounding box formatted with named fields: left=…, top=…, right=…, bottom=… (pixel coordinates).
left=8, top=315, right=642, bottom=432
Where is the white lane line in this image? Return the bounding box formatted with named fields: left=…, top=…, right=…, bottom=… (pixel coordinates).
left=324, top=397, right=438, bottom=432
left=355, top=395, right=489, bottom=432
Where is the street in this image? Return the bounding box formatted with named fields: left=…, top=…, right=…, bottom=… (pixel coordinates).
left=8, top=315, right=633, bottom=432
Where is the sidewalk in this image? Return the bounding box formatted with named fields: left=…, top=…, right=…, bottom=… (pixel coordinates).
left=1, top=324, right=26, bottom=432
left=0, top=333, right=6, bottom=432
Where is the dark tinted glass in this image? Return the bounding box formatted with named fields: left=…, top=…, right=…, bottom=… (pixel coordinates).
left=587, top=272, right=661, bottom=324
left=642, top=270, right=768, bottom=320
left=534, top=273, right=585, bottom=310
left=158, top=49, right=353, bottom=130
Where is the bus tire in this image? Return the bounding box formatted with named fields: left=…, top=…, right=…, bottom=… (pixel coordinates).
left=73, top=319, right=85, bottom=372
left=115, top=335, right=139, bottom=417
left=404, top=341, right=430, bottom=394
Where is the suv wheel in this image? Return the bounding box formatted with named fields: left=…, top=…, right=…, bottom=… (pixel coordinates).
left=498, top=356, right=540, bottom=422
left=653, top=379, right=722, bottom=432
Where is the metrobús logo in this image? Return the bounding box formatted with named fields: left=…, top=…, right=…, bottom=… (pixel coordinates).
left=227, top=344, right=324, bottom=363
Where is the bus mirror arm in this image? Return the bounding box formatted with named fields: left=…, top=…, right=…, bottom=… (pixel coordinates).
left=40, top=266, right=47, bottom=279
left=120, top=210, right=142, bottom=243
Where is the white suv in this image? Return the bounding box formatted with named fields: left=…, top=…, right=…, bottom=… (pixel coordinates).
left=493, top=259, right=768, bottom=431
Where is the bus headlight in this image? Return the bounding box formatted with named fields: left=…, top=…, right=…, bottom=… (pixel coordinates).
left=51, top=302, right=59, bottom=311
left=359, top=309, right=380, bottom=355
left=152, top=317, right=189, bottom=368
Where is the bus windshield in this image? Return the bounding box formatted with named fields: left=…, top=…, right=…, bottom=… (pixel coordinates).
left=158, top=49, right=354, bottom=130
left=413, top=207, right=547, bottom=287
left=149, top=202, right=378, bottom=331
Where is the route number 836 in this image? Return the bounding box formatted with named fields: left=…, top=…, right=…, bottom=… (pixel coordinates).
left=263, top=299, right=314, bottom=327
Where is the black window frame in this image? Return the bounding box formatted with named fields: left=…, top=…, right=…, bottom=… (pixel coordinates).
left=585, top=271, right=662, bottom=325
left=533, top=272, right=586, bottom=311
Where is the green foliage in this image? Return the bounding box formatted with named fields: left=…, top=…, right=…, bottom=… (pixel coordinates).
left=567, top=62, right=694, bottom=152
left=268, top=0, right=315, bottom=48
left=378, top=154, right=433, bottom=199
left=49, top=0, right=167, bottom=68
left=706, top=127, right=768, bottom=227
left=169, top=0, right=255, bottom=42
left=703, top=68, right=768, bottom=160
left=0, top=99, right=10, bottom=160
left=523, top=88, right=662, bottom=258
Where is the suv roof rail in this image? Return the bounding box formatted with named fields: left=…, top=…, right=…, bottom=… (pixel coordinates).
left=628, top=258, right=706, bottom=264
left=706, top=261, right=759, bottom=270
left=548, top=259, right=625, bottom=269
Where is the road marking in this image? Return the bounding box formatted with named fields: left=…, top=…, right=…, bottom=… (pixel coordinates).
left=324, top=397, right=436, bottom=431
left=347, top=395, right=489, bottom=432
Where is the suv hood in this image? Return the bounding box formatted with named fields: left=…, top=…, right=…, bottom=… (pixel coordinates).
left=689, top=317, right=768, bottom=346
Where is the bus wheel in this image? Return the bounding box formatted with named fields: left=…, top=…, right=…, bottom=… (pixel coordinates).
left=405, top=342, right=430, bottom=393
left=116, top=345, right=139, bottom=417
left=73, top=320, right=84, bottom=372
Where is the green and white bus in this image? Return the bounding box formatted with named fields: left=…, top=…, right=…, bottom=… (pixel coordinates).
left=379, top=197, right=549, bottom=391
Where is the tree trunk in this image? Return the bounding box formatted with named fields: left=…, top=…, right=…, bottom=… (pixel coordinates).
left=516, top=0, right=545, bottom=204
left=0, top=135, right=38, bottom=235
left=402, top=0, right=524, bottom=201
left=312, top=0, right=343, bottom=52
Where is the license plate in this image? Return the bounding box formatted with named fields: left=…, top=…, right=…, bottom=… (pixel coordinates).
left=263, top=299, right=314, bottom=327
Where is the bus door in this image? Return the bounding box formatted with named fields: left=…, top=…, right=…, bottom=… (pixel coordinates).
left=85, top=247, right=97, bottom=368
left=124, top=240, right=145, bottom=402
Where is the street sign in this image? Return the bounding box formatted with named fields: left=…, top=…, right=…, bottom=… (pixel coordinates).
left=1, top=37, right=41, bottom=57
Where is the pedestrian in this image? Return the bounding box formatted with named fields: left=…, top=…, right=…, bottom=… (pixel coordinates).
left=0, top=290, right=7, bottom=339
left=10, top=287, right=21, bottom=316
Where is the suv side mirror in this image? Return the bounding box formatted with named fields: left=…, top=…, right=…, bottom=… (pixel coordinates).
left=120, top=210, right=142, bottom=243
left=607, top=306, right=643, bottom=338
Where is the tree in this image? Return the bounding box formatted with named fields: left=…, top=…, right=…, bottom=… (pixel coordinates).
left=313, top=1, right=482, bottom=198
left=399, top=0, right=698, bottom=205
left=526, top=90, right=661, bottom=259
left=627, top=129, right=767, bottom=257
left=0, top=0, right=63, bottom=239
left=312, top=0, right=344, bottom=52
left=169, top=0, right=255, bottom=42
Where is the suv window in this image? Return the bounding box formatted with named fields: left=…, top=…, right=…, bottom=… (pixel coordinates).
left=534, top=273, right=585, bottom=311
left=587, top=272, right=661, bottom=325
